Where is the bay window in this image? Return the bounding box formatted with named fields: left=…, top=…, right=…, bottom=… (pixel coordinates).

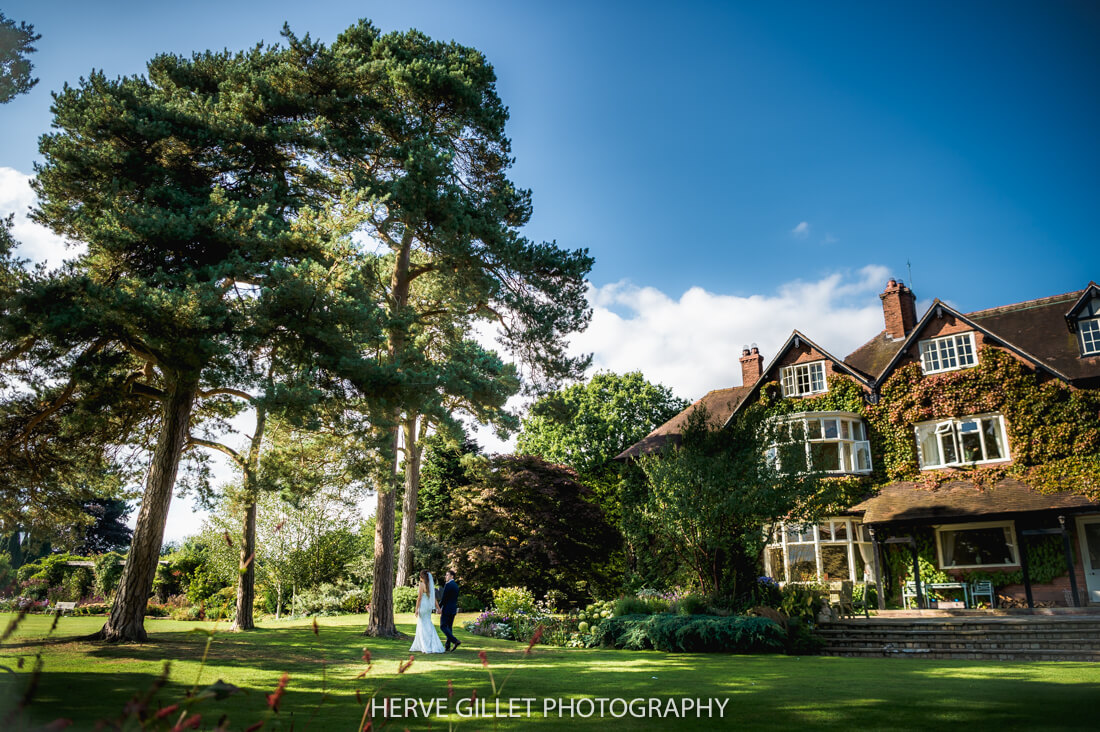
left=915, top=414, right=1009, bottom=469
left=764, top=519, right=877, bottom=583
left=768, top=412, right=872, bottom=474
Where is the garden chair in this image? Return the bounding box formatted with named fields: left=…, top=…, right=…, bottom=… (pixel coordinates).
left=827, top=580, right=856, bottom=618
left=970, top=581, right=995, bottom=608
left=901, top=581, right=924, bottom=609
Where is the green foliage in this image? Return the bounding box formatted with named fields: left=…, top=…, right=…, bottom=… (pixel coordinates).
left=291, top=583, right=371, bottom=617
left=492, top=586, right=536, bottom=616
left=517, top=371, right=688, bottom=478
left=612, top=595, right=670, bottom=616
left=0, top=12, right=39, bottom=102
left=65, top=567, right=93, bottom=600
left=673, top=594, right=709, bottom=616
left=779, top=583, right=825, bottom=625
left=392, top=585, right=419, bottom=613
left=594, top=613, right=785, bottom=653
left=419, top=436, right=481, bottom=527
left=93, top=552, right=124, bottom=598
left=437, top=454, right=618, bottom=602
left=639, top=406, right=830, bottom=602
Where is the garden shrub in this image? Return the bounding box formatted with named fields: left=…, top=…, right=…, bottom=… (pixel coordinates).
left=780, top=583, right=825, bottom=624
left=66, top=567, right=94, bottom=601
left=94, top=552, right=125, bottom=598
left=492, top=586, right=536, bottom=616
left=594, top=613, right=784, bottom=653
left=458, top=594, right=483, bottom=613
left=73, top=602, right=111, bottom=616
left=672, top=594, right=708, bottom=615
left=393, top=585, right=419, bottom=613
left=613, top=595, right=670, bottom=616
left=340, top=587, right=371, bottom=614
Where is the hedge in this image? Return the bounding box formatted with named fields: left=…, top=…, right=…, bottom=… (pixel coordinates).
left=594, top=613, right=785, bottom=653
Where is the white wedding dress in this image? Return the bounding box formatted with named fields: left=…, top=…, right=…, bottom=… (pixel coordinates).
left=409, top=572, right=446, bottom=654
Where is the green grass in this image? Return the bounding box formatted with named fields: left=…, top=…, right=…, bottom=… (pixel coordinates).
left=1, top=612, right=1099, bottom=730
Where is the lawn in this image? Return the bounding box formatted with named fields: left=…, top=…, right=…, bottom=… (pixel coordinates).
left=1, top=612, right=1099, bottom=730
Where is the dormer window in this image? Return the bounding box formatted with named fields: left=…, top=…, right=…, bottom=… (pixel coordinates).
left=780, top=361, right=827, bottom=397
left=1080, top=317, right=1100, bottom=356
left=915, top=414, right=1010, bottom=469
left=919, top=332, right=977, bottom=374
left=1066, top=289, right=1100, bottom=357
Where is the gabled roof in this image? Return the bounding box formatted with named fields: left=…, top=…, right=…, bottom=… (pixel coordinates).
left=724, top=330, right=874, bottom=425
left=1063, top=281, right=1099, bottom=322
left=615, top=386, right=752, bottom=460
left=869, top=298, right=1079, bottom=387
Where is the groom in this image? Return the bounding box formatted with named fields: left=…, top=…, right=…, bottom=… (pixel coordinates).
left=439, top=570, right=461, bottom=652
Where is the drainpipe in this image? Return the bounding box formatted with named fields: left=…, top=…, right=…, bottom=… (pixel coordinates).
left=1059, top=516, right=1080, bottom=608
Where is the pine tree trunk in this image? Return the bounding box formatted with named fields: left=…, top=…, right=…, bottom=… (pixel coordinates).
left=232, top=402, right=266, bottom=631
left=231, top=500, right=258, bottom=630
left=96, top=378, right=197, bottom=642
left=395, top=413, right=421, bottom=587
left=365, top=229, right=413, bottom=638
left=366, top=426, right=401, bottom=637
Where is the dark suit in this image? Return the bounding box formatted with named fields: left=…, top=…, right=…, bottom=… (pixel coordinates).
left=439, top=578, right=460, bottom=648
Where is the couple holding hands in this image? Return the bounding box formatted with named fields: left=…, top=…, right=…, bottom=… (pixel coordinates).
left=409, top=569, right=462, bottom=654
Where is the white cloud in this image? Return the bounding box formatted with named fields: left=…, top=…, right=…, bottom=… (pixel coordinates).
left=0, top=167, right=81, bottom=268
left=568, top=265, right=890, bottom=402
left=791, top=221, right=810, bottom=239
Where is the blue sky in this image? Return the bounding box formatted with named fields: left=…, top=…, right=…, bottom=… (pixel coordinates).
left=3, top=1, right=1097, bottom=306
left=5, top=0, right=1097, bottom=539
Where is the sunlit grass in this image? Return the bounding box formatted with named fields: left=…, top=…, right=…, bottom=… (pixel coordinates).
left=1, top=612, right=1098, bottom=730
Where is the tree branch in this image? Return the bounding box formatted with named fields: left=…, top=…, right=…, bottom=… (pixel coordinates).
left=198, top=388, right=255, bottom=402
left=187, top=436, right=245, bottom=468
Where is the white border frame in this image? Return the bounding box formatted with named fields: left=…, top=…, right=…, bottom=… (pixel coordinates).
left=1078, top=316, right=1100, bottom=357
left=934, top=520, right=1020, bottom=569
left=779, top=360, right=828, bottom=397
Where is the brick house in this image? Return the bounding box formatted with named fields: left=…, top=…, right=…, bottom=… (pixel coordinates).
left=619, top=280, right=1100, bottom=608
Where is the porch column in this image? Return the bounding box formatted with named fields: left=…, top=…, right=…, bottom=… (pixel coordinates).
left=869, top=526, right=885, bottom=611
left=1017, top=519, right=1034, bottom=609
left=1058, top=516, right=1081, bottom=608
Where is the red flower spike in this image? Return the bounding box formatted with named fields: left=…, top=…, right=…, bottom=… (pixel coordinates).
left=244, top=721, right=265, bottom=732
left=525, top=625, right=544, bottom=655
left=478, top=650, right=488, bottom=668
left=171, top=713, right=202, bottom=731
left=398, top=655, right=414, bottom=674
left=447, top=679, right=454, bottom=699
left=223, top=531, right=233, bottom=548
left=355, top=689, right=363, bottom=705
left=362, top=648, right=372, bottom=664
left=155, top=704, right=180, bottom=720
left=471, top=689, right=478, bottom=702
left=312, top=617, right=319, bottom=636
left=266, top=672, right=289, bottom=712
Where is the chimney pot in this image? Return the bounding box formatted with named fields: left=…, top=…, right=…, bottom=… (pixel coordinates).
left=739, top=345, right=764, bottom=386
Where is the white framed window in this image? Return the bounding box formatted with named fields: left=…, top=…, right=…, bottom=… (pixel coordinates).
left=914, top=414, right=1010, bottom=469
left=764, top=518, right=877, bottom=583
left=779, top=361, right=827, bottom=397
left=768, top=411, right=872, bottom=475
left=1079, top=317, right=1100, bottom=356
left=935, top=521, right=1019, bottom=569
left=919, top=332, right=977, bottom=374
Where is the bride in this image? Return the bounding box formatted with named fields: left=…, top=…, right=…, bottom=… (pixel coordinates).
left=409, top=570, right=446, bottom=654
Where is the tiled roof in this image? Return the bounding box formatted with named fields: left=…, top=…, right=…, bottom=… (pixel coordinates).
left=850, top=479, right=1098, bottom=525
left=842, top=286, right=1100, bottom=385
left=615, top=386, right=752, bottom=460
left=843, top=330, right=904, bottom=380
left=967, top=289, right=1100, bottom=385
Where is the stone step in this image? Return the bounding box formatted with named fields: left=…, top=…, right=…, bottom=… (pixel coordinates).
left=822, top=646, right=1100, bottom=662
left=818, top=628, right=1100, bottom=641
left=827, top=638, right=1100, bottom=647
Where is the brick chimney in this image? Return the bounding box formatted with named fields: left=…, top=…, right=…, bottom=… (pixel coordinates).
left=740, top=345, right=763, bottom=386
left=880, top=279, right=918, bottom=340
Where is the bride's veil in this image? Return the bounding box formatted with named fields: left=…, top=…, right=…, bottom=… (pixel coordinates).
left=426, top=572, right=435, bottom=610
